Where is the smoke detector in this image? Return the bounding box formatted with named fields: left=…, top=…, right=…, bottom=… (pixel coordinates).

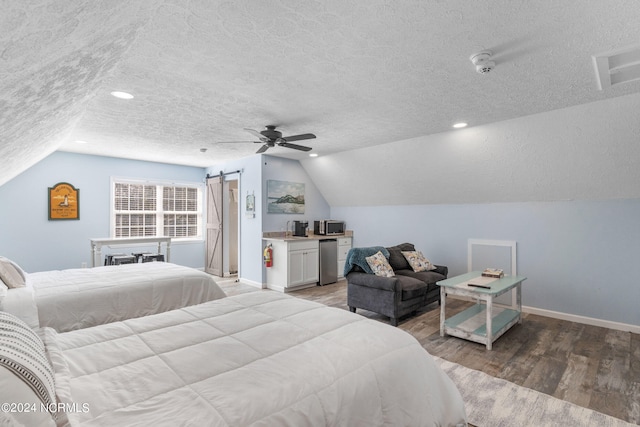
left=470, top=50, right=495, bottom=74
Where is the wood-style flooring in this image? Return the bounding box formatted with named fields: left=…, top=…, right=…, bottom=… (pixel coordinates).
left=217, top=278, right=640, bottom=424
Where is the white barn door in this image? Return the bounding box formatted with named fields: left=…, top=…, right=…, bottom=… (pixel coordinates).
left=206, top=175, right=223, bottom=276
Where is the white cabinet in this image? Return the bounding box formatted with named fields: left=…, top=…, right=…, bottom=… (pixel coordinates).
left=266, top=239, right=319, bottom=292
left=337, top=237, right=352, bottom=278
left=264, top=236, right=352, bottom=291
left=288, top=243, right=319, bottom=287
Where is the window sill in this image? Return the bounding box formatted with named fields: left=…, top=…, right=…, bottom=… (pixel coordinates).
left=171, top=238, right=204, bottom=245
left=106, top=237, right=203, bottom=246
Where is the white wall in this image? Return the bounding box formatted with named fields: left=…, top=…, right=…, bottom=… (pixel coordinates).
left=302, top=93, right=640, bottom=207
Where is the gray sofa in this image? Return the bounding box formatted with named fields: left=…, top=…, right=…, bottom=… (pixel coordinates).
left=346, top=243, right=447, bottom=326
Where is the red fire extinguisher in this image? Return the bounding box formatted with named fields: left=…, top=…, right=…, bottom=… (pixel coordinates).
left=263, top=244, right=273, bottom=268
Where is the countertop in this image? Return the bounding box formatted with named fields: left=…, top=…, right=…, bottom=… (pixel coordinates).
left=262, top=230, right=353, bottom=241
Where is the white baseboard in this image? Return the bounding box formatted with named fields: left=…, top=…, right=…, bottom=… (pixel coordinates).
left=265, top=282, right=317, bottom=293
left=265, top=283, right=285, bottom=292
left=449, top=295, right=639, bottom=334
left=238, top=278, right=265, bottom=289
left=522, top=305, right=640, bottom=334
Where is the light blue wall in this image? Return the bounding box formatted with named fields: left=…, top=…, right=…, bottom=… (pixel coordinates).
left=262, top=156, right=331, bottom=234
left=331, top=200, right=640, bottom=326
left=207, top=155, right=330, bottom=285
left=207, top=155, right=263, bottom=285
left=0, top=152, right=207, bottom=272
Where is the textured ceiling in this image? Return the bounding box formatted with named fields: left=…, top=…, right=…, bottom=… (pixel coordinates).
left=2, top=1, right=640, bottom=186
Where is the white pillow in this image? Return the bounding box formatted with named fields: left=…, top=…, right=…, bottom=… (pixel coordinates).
left=0, top=280, right=8, bottom=310
left=0, top=366, right=56, bottom=427
left=0, top=255, right=27, bottom=280
left=0, top=256, right=27, bottom=282
left=0, top=312, right=57, bottom=426
left=0, top=258, right=25, bottom=289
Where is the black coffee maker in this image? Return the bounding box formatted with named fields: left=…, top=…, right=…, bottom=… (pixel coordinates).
left=292, top=220, right=308, bottom=237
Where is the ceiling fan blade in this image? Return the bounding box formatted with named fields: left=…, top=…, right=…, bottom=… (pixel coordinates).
left=256, top=144, right=270, bottom=154
left=278, top=142, right=312, bottom=152
left=281, top=133, right=316, bottom=142
left=244, top=128, right=269, bottom=142
left=216, top=141, right=259, bottom=144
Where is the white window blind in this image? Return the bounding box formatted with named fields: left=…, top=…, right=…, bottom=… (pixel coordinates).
left=112, top=180, right=202, bottom=240
left=162, top=186, right=199, bottom=238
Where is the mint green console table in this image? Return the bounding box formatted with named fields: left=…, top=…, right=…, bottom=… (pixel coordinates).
left=437, top=272, right=526, bottom=350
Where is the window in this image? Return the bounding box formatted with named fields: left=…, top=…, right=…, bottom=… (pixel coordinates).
left=162, top=186, right=199, bottom=238
left=112, top=179, right=203, bottom=240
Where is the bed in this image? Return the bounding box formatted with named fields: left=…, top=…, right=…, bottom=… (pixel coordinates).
left=0, top=291, right=468, bottom=427
left=0, top=257, right=226, bottom=332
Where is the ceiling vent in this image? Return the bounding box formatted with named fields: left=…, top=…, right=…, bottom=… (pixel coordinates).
left=592, top=45, right=640, bottom=90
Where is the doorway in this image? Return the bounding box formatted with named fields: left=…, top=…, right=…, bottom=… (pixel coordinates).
left=225, top=179, right=238, bottom=275
left=205, top=173, right=240, bottom=278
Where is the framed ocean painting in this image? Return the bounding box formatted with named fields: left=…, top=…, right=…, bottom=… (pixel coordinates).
left=267, top=180, right=305, bottom=214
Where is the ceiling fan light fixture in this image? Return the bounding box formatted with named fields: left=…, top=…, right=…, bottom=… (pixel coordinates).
left=240, top=125, right=316, bottom=153
left=309, top=153, right=318, bottom=157
left=452, top=122, right=468, bottom=129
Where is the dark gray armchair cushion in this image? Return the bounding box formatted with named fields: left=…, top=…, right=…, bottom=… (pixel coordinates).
left=394, top=269, right=446, bottom=284
left=394, top=270, right=446, bottom=299
left=346, top=271, right=402, bottom=292
left=386, top=243, right=415, bottom=271
left=347, top=271, right=427, bottom=301
left=394, top=274, right=431, bottom=300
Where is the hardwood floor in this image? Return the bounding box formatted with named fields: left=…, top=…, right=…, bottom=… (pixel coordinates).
left=218, top=278, right=640, bottom=424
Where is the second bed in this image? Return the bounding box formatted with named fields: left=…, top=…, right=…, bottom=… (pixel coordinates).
left=1, top=261, right=226, bottom=332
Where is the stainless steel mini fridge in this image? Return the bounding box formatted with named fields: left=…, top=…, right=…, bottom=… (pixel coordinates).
left=319, top=239, right=338, bottom=285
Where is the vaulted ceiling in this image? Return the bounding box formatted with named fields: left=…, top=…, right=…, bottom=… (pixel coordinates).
left=2, top=1, right=640, bottom=188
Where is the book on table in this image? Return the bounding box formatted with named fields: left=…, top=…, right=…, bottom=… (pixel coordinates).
left=481, top=268, right=504, bottom=278
left=466, top=275, right=496, bottom=289
left=467, top=281, right=492, bottom=289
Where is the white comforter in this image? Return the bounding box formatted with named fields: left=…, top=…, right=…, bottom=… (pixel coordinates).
left=3, top=263, right=226, bottom=332
left=44, top=291, right=467, bottom=427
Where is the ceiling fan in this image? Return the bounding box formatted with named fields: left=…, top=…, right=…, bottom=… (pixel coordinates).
left=222, top=125, right=316, bottom=154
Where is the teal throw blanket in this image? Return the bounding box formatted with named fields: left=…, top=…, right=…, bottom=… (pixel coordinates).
left=344, top=246, right=390, bottom=276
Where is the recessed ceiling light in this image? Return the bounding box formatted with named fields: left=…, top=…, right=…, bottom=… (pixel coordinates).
left=110, top=91, right=134, bottom=99
left=452, top=122, right=468, bottom=129
left=75, top=140, right=88, bottom=144
left=309, top=153, right=318, bottom=157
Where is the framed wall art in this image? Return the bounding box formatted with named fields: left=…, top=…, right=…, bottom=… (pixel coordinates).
left=245, top=191, right=255, bottom=218
left=266, top=180, right=305, bottom=214
left=48, top=182, right=79, bottom=220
